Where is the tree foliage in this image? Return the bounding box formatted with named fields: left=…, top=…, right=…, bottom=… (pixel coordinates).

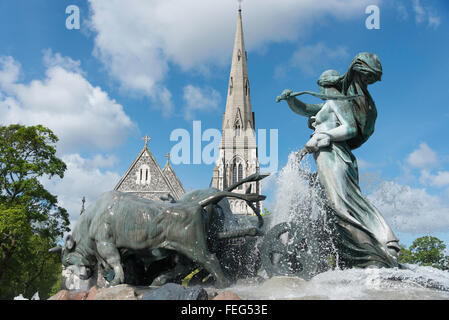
left=262, top=208, right=272, bottom=216
left=399, top=236, right=448, bottom=270
left=0, top=124, right=69, bottom=299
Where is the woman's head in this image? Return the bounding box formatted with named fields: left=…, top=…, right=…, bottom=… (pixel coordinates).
left=349, top=52, right=383, bottom=85
left=317, top=69, right=341, bottom=94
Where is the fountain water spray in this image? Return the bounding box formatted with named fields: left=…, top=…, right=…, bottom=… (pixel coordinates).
left=235, top=151, right=449, bottom=299
left=260, top=150, right=340, bottom=279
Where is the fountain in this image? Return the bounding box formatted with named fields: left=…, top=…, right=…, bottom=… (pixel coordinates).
left=227, top=152, right=449, bottom=300
left=49, top=52, right=449, bottom=300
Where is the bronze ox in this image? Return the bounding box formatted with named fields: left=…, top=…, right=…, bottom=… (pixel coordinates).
left=50, top=181, right=266, bottom=288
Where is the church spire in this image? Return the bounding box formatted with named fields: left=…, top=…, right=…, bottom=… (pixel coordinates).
left=212, top=6, right=261, bottom=215
left=223, top=7, right=253, bottom=131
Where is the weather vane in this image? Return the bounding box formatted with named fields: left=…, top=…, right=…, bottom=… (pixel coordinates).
left=238, top=0, right=243, bottom=11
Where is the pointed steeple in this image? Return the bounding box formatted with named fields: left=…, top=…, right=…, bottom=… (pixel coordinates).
left=223, top=8, right=254, bottom=131
left=212, top=6, right=261, bottom=215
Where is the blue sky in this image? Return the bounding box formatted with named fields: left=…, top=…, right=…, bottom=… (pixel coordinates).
left=0, top=0, right=448, bottom=247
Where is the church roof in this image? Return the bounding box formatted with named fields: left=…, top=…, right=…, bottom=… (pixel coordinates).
left=162, top=154, right=186, bottom=197
left=114, top=135, right=185, bottom=200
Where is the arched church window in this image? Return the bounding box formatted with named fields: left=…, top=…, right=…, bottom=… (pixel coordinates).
left=238, top=164, right=243, bottom=190
left=233, top=163, right=237, bottom=185
left=136, top=164, right=151, bottom=185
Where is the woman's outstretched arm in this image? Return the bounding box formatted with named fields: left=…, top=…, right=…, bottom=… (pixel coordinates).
left=279, top=89, right=323, bottom=117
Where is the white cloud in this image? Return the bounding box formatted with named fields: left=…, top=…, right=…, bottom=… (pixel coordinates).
left=42, top=49, right=84, bottom=75
left=359, top=171, right=383, bottom=195
left=0, top=56, right=21, bottom=89
left=182, top=85, right=221, bottom=120
left=396, top=2, right=409, bottom=21
left=412, top=0, right=441, bottom=29
left=287, top=42, right=350, bottom=76
left=357, top=158, right=378, bottom=171
left=86, top=154, right=119, bottom=169
left=368, top=181, right=449, bottom=234
left=0, top=52, right=136, bottom=153
left=156, top=87, right=175, bottom=118
left=87, top=0, right=377, bottom=114
left=420, top=170, right=449, bottom=188
left=413, top=0, right=426, bottom=23
left=406, top=143, right=438, bottom=169
left=428, top=14, right=441, bottom=29
left=41, top=153, right=121, bottom=222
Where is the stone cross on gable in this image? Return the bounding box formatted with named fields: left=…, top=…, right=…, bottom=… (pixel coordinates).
left=142, top=134, right=151, bottom=148
left=165, top=153, right=170, bottom=163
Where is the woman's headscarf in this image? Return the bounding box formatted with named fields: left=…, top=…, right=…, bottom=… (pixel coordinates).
left=340, top=52, right=382, bottom=149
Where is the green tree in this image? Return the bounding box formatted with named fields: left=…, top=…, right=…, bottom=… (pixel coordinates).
left=0, top=124, right=69, bottom=299
left=262, top=208, right=272, bottom=216
left=398, top=236, right=448, bottom=270
left=398, top=244, right=412, bottom=264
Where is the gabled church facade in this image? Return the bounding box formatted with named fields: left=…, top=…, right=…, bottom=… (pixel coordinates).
left=114, top=135, right=185, bottom=201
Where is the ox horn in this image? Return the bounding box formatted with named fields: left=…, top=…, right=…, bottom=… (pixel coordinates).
left=225, top=172, right=270, bottom=192
left=199, top=191, right=266, bottom=208
left=49, top=246, right=63, bottom=254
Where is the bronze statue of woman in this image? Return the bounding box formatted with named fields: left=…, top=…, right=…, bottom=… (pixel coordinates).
left=277, top=52, right=400, bottom=268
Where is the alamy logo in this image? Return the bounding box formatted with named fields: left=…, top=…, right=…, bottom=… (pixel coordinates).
left=169, top=121, right=279, bottom=172
left=365, top=5, right=380, bottom=30
left=66, top=5, right=80, bottom=30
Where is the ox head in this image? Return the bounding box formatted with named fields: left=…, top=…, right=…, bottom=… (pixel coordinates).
left=49, top=234, right=92, bottom=280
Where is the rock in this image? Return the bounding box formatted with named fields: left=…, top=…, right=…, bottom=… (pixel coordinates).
left=92, top=284, right=138, bottom=300
left=61, top=265, right=98, bottom=291
left=141, top=283, right=208, bottom=300
left=48, top=290, right=70, bottom=300
left=86, top=286, right=98, bottom=300
left=211, top=291, right=241, bottom=300
left=68, top=291, right=89, bottom=300
left=49, top=283, right=211, bottom=300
